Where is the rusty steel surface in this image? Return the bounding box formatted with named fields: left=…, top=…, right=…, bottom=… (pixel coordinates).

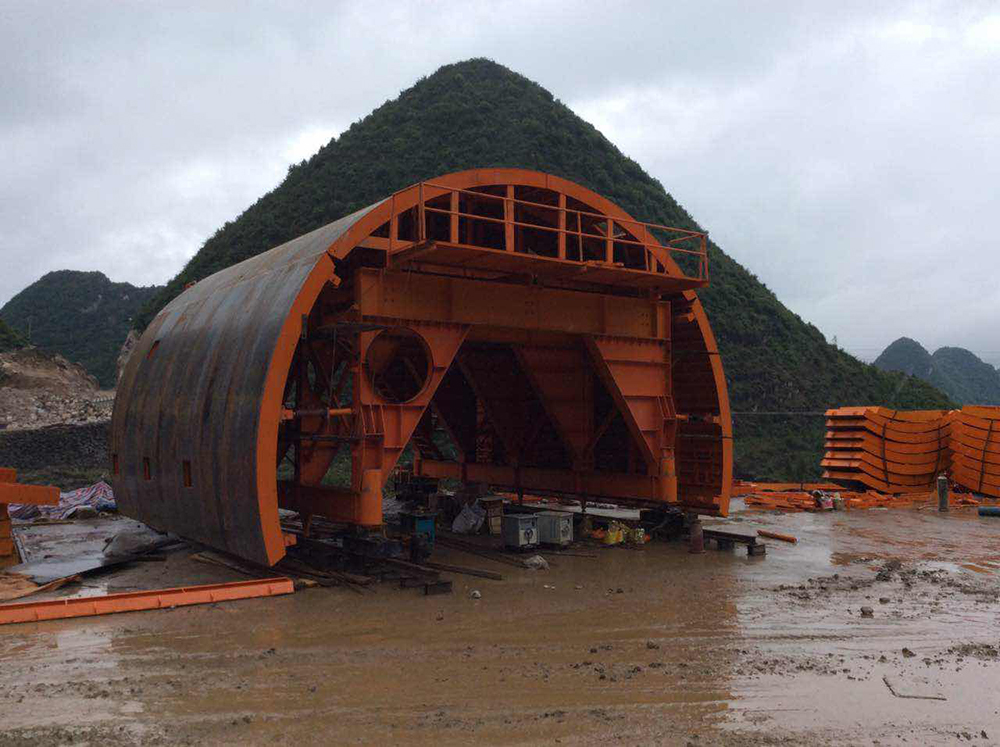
left=113, top=169, right=732, bottom=566
left=112, top=208, right=378, bottom=564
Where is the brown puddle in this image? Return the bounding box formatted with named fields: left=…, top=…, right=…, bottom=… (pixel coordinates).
left=1, top=507, right=999, bottom=745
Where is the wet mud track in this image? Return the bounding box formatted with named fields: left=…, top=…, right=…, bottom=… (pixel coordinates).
left=1, top=504, right=999, bottom=745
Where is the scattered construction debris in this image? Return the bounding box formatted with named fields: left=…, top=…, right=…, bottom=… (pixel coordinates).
left=7, top=479, right=114, bottom=521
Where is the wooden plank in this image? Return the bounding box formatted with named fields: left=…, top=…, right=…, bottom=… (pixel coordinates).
left=0, top=577, right=294, bottom=625
left=757, top=529, right=797, bottom=544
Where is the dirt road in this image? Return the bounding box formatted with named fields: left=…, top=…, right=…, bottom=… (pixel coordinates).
left=1, top=504, right=998, bottom=745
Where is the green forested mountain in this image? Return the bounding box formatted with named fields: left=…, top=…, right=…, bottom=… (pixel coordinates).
left=135, top=58, right=950, bottom=479
left=0, top=317, right=26, bottom=353
left=874, top=337, right=1000, bottom=405
left=1, top=271, right=161, bottom=387
left=872, top=337, right=934, bottom=379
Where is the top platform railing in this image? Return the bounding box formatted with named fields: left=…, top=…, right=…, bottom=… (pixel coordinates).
left=383, top=181, right=709, bottom=283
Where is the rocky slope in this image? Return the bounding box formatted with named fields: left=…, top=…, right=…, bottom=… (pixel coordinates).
left=0, top=347, right=111, bottom=430
left=0, top=270, right=161, bottom=387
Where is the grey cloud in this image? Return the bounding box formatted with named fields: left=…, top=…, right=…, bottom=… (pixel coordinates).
left=0, top=0, right=997, bottom=367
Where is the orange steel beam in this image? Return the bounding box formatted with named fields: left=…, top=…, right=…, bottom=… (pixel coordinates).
left=355, top=268, right=669, bottom=339
left=514, top=346, right=593, bottom=467
left=415, top=458, right=661, bottom=502
left=0, top=481, right=59, bottom=506
left=0, top=577, right=294, bottom=626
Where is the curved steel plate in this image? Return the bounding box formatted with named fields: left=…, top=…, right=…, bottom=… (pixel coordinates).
left=111, top=206, right=377, bottom=565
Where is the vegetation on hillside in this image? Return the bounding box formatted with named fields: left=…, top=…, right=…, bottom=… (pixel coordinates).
left=1, top=270, right=161, bottom=388
left=931, top=348, right=1000, bottom=404
left=134, top=58, right=951, bottom=479
left=0, top=317, right=27, bottom=354
left=875, top=337, right=1000, bottom=405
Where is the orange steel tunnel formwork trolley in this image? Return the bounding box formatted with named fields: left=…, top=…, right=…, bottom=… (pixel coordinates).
left=112, top=169, right=732, bottom=566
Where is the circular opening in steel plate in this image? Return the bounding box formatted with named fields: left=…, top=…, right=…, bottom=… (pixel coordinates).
left=364, top=328, right=431, bottom=404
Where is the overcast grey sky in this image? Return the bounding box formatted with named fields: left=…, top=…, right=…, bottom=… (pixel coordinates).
left=1, top=1, right=998, bottom=363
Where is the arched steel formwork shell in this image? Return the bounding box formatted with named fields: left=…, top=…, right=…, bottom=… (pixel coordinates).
left=112, top=169, right=732, bottom=566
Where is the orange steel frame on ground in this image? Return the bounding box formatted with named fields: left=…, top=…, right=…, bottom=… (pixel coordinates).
left=112, top=169, right=732, bottom=566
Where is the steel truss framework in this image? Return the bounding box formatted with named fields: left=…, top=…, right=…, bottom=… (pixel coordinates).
left=112, top=169, right=732, bottom=565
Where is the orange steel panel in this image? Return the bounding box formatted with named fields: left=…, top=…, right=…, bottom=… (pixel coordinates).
left=819, top=457, right=941, bottom=478
left=0, top=482, right=59, bottom=506
left=949, top=441, right=1000, bottom=466
left=515, top=346, right=594, bottom=468
left=953, top=453, right=1000, bottom=476
left=585, top=337, right=673, bottom=476
left=822, top=447, right=949, bottom=472
left=329, top=321, right=470, bottom=525
left=0, top=578, right=294, bottom=626
left=826, top=414, right=952, bottom=436
left=415, top=458, right=661, bottom=503
left=821, top=470, right=936, bottom=494
left=824, top=433, right=946, bottom=456
left=0, top=468, right=15, bottom=483
left=826, top=406, right=951, bottom=423
left=952, top=425, right=1000, bottom=454
left=357, top=268, right=665, bottom=339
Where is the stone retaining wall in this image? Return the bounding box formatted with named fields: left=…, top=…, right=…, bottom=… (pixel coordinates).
left=0, top=421, right=110, bottom=471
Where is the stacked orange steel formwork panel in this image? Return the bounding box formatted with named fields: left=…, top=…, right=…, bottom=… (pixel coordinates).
left=822, top=407, right=952, bottom=494
left=951, top=406, right=1000, bottom=498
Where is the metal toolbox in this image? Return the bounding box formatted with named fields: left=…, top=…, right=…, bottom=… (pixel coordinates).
left=536, top=511, right=573, bottom=547
left=502, top=514, right=538, bottom=550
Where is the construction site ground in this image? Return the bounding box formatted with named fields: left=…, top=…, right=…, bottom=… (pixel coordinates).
left=1, top=502, right=998, bottom=746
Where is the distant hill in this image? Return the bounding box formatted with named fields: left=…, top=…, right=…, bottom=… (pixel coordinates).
left=0, top=318, right=26, bottom=354
left=872, top=337, right=934, bottom=379
left=133, top=58, right=951, bottom=480
left=0, top=271, right=161, bottom=388
left=874, top=337, right=1000, bottom=405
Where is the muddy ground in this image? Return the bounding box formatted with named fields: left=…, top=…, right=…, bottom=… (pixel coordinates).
left=1, top=503, right=998, bottom=746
